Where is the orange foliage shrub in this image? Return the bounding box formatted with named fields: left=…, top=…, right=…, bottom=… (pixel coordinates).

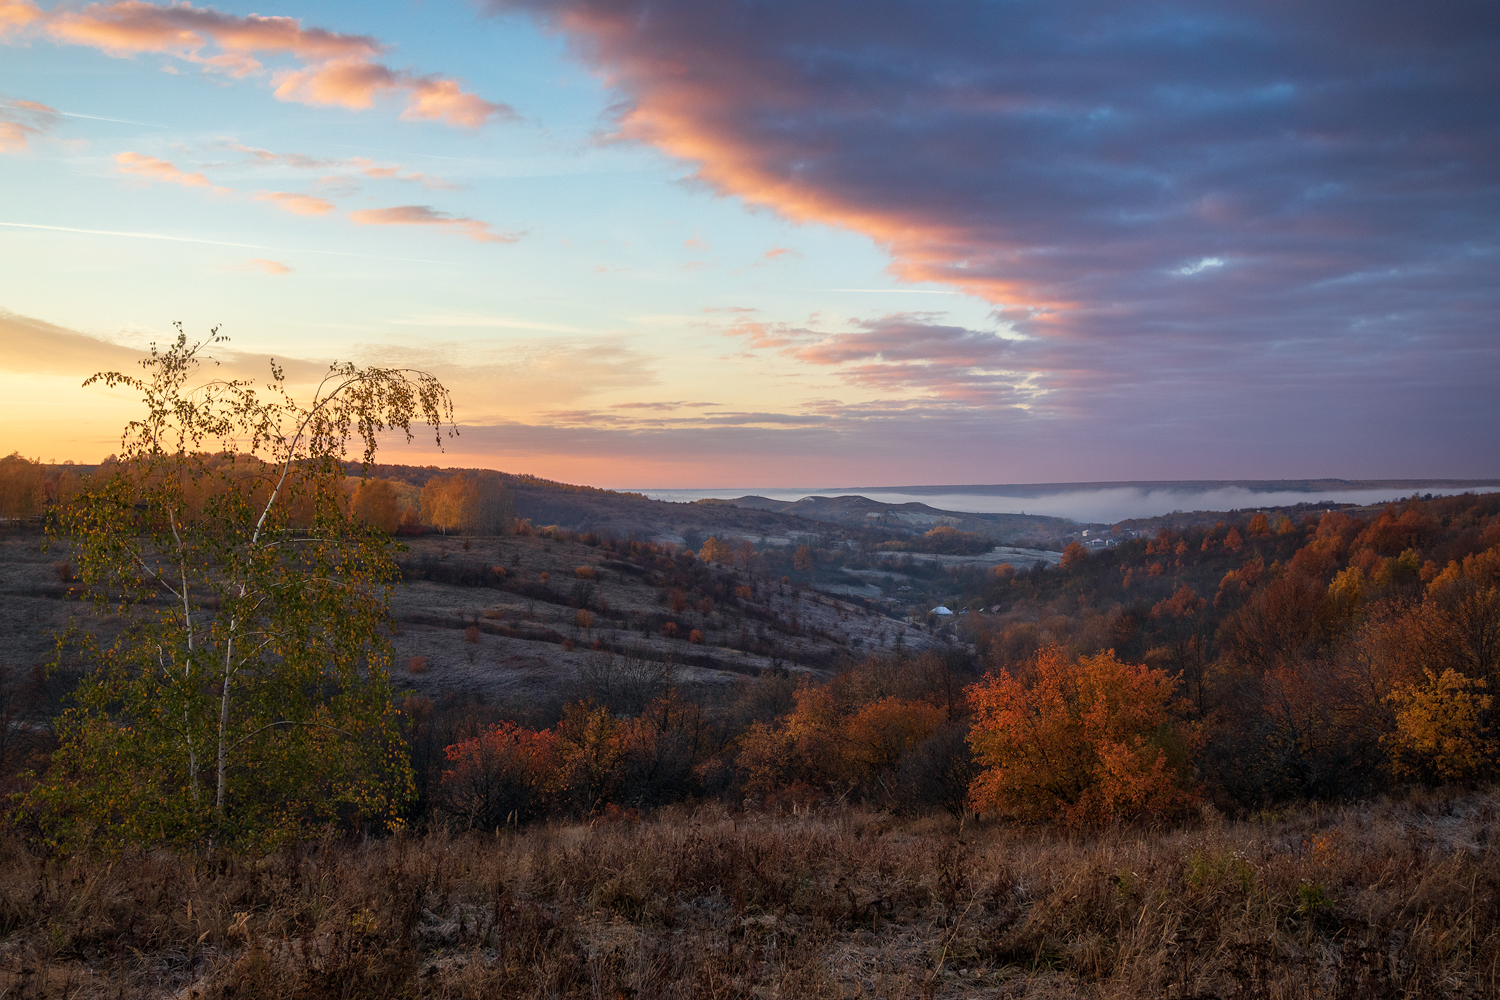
left=575, top=565, right=596, bottom=580
left=661, top=622, right=679, bottom=638
left=844, top=697, right=944, bottom=774
left=689, top=629, right=704, bottom=645
left=966, top=647, right=1199, bottom=827
left=737, top=684, right=944, bottom=794
left=407, top=655, right=428, bottom=674
left=464, top=625, right=481, bottom=644
left=440, top=721, right=559, bottom=828
left=575, top=609, right=594, bottom=629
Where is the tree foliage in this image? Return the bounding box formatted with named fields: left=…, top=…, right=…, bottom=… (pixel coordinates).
left=419, top=472, right=514, bottom=534
left=966, top=647, right=1200, bottom=827
left=23, top=327, right=454, bottom=850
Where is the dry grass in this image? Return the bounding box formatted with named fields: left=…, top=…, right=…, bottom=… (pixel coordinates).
left=2, top=790, right=1499, bottom=998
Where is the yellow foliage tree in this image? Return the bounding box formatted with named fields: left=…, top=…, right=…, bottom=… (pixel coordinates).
left=1385, top=669, right=1495, bottom=782
left=698, top=535, right=734, bottom=564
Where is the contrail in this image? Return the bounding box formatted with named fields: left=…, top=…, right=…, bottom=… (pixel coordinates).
left=0, top=103, right=174, bottom=129
left=0, top=222, right=457, bottom=265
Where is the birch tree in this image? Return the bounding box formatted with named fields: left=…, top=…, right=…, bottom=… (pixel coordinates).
left=27, top=326, right=454, bottom=849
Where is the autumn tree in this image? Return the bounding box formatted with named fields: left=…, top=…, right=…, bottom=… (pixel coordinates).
left=1147, top=585, right=1209, bottom=711
left=420, top=472, right=514, bottom=534
left=698, top=535, right=734, bottom=564
left=966, top=647, right=1200, bottom=827
left=0, top=453, right=46, bottom=522
left=25, top=327, right=454, bottom=849
left=350, top=477, right=401, bottom=533
left=1385, top=669, right=1495, bottom=782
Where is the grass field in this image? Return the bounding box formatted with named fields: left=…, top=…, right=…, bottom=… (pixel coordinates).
left=3, top=788, right=1498, bottom=998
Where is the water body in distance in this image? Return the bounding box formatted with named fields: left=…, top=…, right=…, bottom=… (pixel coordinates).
left=634, top=481, right=1500, bottom=525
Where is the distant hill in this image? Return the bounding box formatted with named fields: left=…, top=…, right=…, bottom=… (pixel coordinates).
left=705, top=494, right=1084, bottom=544
left=849, top=478, right=1500, bottom=498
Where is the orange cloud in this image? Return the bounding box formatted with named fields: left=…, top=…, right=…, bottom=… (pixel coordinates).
left=0, top=120, right=36, bottom=152
left=222, top=142, right=456, bottom=190
left=0, top=0, right=40, bottom=39
left=246, top=257, right=291, bottom=274
left=115, top=151, right=230, bottom=194
left=348, top=205, right=520, bottom=244
left=0, top=98, right=56, bottom=153
left=255, top=190, right=334, bottom=215
left=13, top=1, right=512, bottom=129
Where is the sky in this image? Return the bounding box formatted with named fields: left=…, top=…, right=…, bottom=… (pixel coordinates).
left=2, top=0, right=1497, bottom=488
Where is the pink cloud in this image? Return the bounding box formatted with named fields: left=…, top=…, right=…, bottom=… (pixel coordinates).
left=347, top=204, right=521, bottom=244
left=14, top=1, right=512, bottom=129
left=115, top=150, right=230, bottom=194
left=245, top=257, right=291, bottom=274
left=254, top=190, right=334, bottom=215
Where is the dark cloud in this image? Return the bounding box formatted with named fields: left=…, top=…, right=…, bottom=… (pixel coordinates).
left=492, top=0, right=1500, bottom=474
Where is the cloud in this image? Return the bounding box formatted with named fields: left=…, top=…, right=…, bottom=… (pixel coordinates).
left=255, top=190, right=334, bottom=215
left=348, top=157, right=456, bottom=189
left=11, top=1, right=512, bottom=129
left=0, top=97, right=57, bottom=153
left=348, top=204, right=520, bottom=243
left=0, top=0, right=39, bottom=39
left=490, top=0, right=1500, bottom=471
left=0, top=309, right=326, bottom=385
left=115, top=150, right=231, bottom=194
left=221, top=142, right=457, bottom=190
